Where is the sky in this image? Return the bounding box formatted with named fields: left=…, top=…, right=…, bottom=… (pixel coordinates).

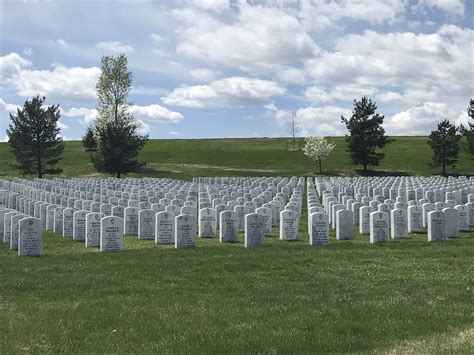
left=0, top=0, right=473, bottom=140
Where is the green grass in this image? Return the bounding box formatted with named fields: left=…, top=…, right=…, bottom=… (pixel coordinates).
left=1, top=137, right=473, bottom=180
left=1, top=137, right=473, bottom=352
left=0, top=218, right=473, bottom=353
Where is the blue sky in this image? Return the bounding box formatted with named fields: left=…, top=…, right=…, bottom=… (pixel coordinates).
left=1, top=0, right=473, bottom=140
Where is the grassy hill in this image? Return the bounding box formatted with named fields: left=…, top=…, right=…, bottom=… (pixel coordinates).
left=1, top=136, right=473, bottom=180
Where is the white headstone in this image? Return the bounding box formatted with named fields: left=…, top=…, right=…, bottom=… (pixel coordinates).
left=100, top=216, right=124, bottom=252
left=370, top=211, right=389, bottom=244
left=390, top=208, right=408, bottom=239
left=245, top=213, right=265, bottom=247
left=336, top=209, right=354, bottom=240
left=155, top=211, right=175, bottom=244
left=18, top=217, right=42, bottom=256
left=309, top=212, right=329, bottom=245
left=175, top=214, right=196, bottom=249
left=219, top=210, right=238, bottom=243
left=85, top=212, right=104, bottom=247
left=138, top=209, right=155, bottom=240
left=427, top=210, right=446, bottom=242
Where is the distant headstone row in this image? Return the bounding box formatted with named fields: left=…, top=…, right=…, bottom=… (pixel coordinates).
left=310, top=176, right=473, bottom=244
left=0, top=175, right=472, bottom=256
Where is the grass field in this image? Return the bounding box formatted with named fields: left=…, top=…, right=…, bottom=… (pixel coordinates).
left=0, top=137, right=473, bottom=353
left=1, top=136, right=473, bottom=180
left=0, top=218, right=472, bottom=353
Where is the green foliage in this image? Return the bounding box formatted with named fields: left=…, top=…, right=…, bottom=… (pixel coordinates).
left=81, top=126, right=97, bottom=158
left=341, top=96, right=392, bottom=170
left=93, top=119, right=148, bottom=178
left=93, top=54, right=148, bottom=177
left=6, top=95, right=64, bottom=178
left=464, top=99, right=474, bottom=155
left=428, top=119, right=462, bottom=174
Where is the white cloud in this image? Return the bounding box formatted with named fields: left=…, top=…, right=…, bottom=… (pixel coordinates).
left=0, top=98, right=20, bottom=114
left=169, top=131, right=180, bottom=136
left=57, top=121, right=68, bottom=130
left=385, top=101, right=466, bottom=135
left=298, top=0, right=406, bottom=32
left=95, top=41, right=134, bottom=54
left=415, top=0, right=465, bottom=17
left=136, top=119, right=151, bottom=135
left=295, top=106, right=351, bottom=136
left=0, top=52, right=32, bottom=77
left=190, top=68, right=216, bottom=82
left=174, top=4, right=318, bottom=74
left=130, top=104, right=183, bottom=123
left=304, top=87, right=334, bottom=105
left=62, top=107, right=98, bottom=124
left=162, top=77, right=286, bottom=108
left=1, top=53, right=100, bottom=100
left=192, top=0, right=229, bottom=12
left=63, top=104, right=182, bottom=125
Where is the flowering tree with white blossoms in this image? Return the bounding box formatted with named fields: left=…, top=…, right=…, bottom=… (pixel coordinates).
left=303, top=136, right=336, bottom=173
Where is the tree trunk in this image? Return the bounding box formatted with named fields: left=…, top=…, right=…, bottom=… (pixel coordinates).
left=37, top=154, right=42, bottom=178
left=363, top=163, right=368, bottom=171
left=442, top=163, right=446, bottom=175
left=117, top=171, right=121, bottom=178
left=318, top=159, right=322, bottom=173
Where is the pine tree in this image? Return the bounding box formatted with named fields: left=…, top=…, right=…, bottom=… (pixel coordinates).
left=82, top=126, right=97, bottom=159
left=428, top=119, right=462, bottom=175
left=92, top=54, right=148, bottom=178
left=6, top=95, right=64, bottom=178
left=341, top=96, right=391, bottom=171
left=464, top=99, right=474, bottom=155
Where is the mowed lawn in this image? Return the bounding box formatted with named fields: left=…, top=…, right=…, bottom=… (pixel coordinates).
left=0, top=220, right=473, bottom=353
left=0, top=136, right=473, bottom=179
left=0, top=136, right=473, bottom=352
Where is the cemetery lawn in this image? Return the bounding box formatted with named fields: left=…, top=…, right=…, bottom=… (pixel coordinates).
left=1, top=228, right=473, bottom=353
left=1, top=136, right=474, bottom=180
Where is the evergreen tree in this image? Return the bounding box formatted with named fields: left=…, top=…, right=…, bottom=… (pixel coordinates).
left=82, top=126, right=97, bottom=159
left=6, top=95, right=64, bottom=178
left=428, top=119, right=461, bottom=175
left=341, top=96, right=391, bottom=171
left=464, top=99, right=474, bottom=155
left=92, top=54, right=148, bottom=178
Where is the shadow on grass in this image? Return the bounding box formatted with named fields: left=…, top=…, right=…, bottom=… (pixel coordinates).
left=356, top=169, right=411, bottom=176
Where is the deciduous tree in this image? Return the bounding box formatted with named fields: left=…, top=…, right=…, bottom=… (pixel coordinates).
left=92, top=54, right=148, bottom=178
left=303, top=136, right=336, bottom=173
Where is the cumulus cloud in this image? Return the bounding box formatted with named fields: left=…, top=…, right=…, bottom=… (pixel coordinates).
left=295, top=106, right=351, bottom=136
left=57, top=121, right=69, bottom=130
left=130, top=104, right=183, bottom=123
left=384, top=102, right=466, bottom=135
left=266, top=103, right=351, bottom=136
left=162, top=77, right=286, bottom=108
left=174, top=3, right=318, bottom=74
left=62, top=107, right=98, bottom=124
left=95, top=41, right=134, bottom=54
left=298, top=0, right=406, bottom=31
left=62, top=104, right=183, bottom=125
left=136, top=119, right=151, bottom=135
left=414, top=0, right=465, bottom=17
left=1, top=53, right=100, bottom=100
left=0, top=98, right=20, bottom=114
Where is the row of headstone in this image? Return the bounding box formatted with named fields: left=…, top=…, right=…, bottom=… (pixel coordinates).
left=312, top=176, right=473, bottom=243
